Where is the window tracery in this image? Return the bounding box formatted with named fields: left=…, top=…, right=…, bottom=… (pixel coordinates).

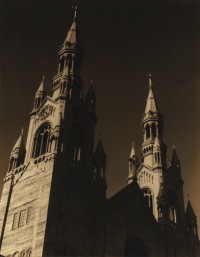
left=32, top=123, right=51, bottom=158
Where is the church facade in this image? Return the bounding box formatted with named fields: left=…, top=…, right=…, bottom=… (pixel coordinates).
left=0, top=9, right=199, bottom=257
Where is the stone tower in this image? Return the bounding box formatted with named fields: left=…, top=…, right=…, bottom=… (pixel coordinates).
left=127, top=74, right=186, bottom=226
left=0, top=8, right=106, bottom=257
left=128, top=74, right=167, bottom=219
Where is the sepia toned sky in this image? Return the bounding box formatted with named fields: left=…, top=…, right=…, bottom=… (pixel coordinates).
left=0, top=0, right=200, bottom=231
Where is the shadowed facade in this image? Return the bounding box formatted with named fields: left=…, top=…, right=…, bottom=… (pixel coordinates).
left=0, top=9, right=199, bottom=257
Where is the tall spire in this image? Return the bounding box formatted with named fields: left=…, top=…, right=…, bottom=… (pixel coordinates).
left=53, top=6, right=82, bottom=100
left=145, top=74, right=158, bottom=114
left=62, top=6, right=78, bottom=49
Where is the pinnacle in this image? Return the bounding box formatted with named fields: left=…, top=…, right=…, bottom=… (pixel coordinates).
left=12, top=129, right=25, bottom=153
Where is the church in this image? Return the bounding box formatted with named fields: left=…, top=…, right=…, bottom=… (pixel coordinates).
left=0, top=8, right=199, bottom=257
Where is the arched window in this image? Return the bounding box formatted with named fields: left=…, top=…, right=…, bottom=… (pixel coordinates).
left=167, top=190, right=178, bottom=224
left=59, top=57, right=65, bottom=72
left=21, top=251, right=26, bottom=257
left=145, top=124, right=150, bottom=139
left=143, top=188, right=153, bottom=213
left=32, top=123, right=51, bottom=158
left=151, top=123, right=157, bottom=138
left=27, top=250, right=32, bottom=257
left=169, top=206, right=177, bottom=223
left=125, top=236, right=148, bottom=257
left=9, top=157, right=15, bottom=171
left=67, top=124, right=84, bottom=164
left=67, top=54, right=72, bottom=70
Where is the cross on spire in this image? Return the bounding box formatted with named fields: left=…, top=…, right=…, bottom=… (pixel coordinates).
left=147, top=73, right=154, bottom=89
left=72, top=5, right=78, bottom=19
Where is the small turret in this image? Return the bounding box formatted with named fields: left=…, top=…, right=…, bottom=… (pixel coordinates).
left=33, top=76, right=46, bottom=110
left=85, top=80, right=96, bottom=115
left=8, top=129, right=26, bottom=172
left=127, top=142, right=138, bottom=184
left=171, top=144, right=180, bottom=166
left=170, top=145, right=181, bottom=178
left=93, top=139, right=106, bottom=180
left=185, top=199, right=199, bottom=241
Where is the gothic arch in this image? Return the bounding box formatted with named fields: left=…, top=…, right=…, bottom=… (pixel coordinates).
left=9, top=157, right=15, bottom=171
left=32, top=122, right=51, bottom=158
left=66, top=123, right=86, bottom=163
left=151, top=123, right=156, bottom=138
left=125, top=236, right=148, bottom=257
left=26, top=248, right=33, bottom=257
left=145, top=124, right=150, bottom=139
left=142, top=187, right=153, bottom=213
left=12, top=252, right=19, bottom=257
left=167, top=189, right=179, bottom=224
left=20, top=250, right=26, bottom=257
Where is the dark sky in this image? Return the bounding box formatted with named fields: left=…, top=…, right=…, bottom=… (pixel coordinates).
left=0, top=0, right=200, bottom=231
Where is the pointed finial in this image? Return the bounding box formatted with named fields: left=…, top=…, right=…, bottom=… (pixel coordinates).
left=173, top=144, right=176, bottom=150
left=187, top=194, right=190, bottom=200
left=72, top=5, right=78, bottom=20
left=21, top=127, right=24, bottom=136
left=147, top=73, right=154, bottom=89
left=90, top=79, right=93, bottom=85
left=42, top=75, right=45, bottom=83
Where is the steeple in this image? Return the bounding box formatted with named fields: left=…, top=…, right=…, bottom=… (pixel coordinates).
left=127, top=142, right=138, bottom=184
left=61, top=6, right=77, bottom=50
left=93, top=139, right=106, bottom=180
left=141, top=74, right=164, bottom=168
left=8, top=129, right=26, bottom=172
left=144, top=74, right=158, bottom=115
left=33, top=76, right=47, bottom=110
left=85, top=80, right=96, bottom=115
left=53, top=7, right=82, bottom=100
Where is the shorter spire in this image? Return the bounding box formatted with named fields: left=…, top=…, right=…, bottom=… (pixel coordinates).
left=36, top=75, right=45, bottom=95
left=186, top=200, right=196, bottom=220
left=85, top=79, right=96, bottom=114
left=129, top=141, right=136, bottom=161
left=127, top=141, right=138, bottom=184
left=12, top=128, right=25, bottom=153
left=171, top=144, right=180, bottom=165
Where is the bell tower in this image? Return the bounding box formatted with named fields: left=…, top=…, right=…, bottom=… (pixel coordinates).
left=128, top=74, right=167, bottom=219
left=0, top=8, right=104, bottom=257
